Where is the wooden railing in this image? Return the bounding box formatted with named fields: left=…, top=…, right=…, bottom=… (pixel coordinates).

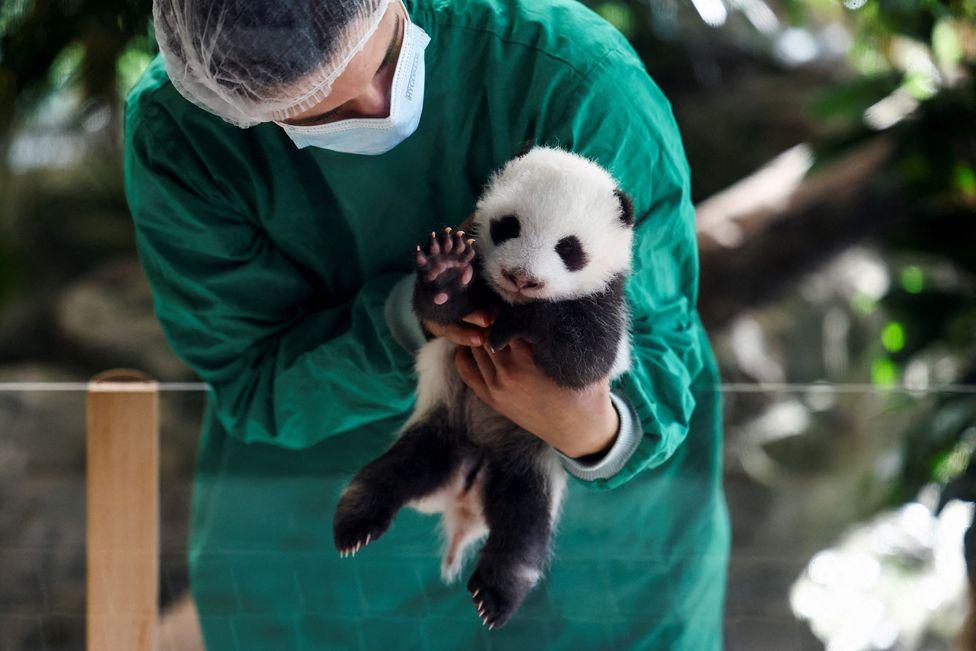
left=87, top=370, right=159, bottom=651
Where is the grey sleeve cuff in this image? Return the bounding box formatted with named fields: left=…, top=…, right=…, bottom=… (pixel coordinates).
left=557, top=390, right=643, bottom=481
left=384, top=273, right=428, bottom=354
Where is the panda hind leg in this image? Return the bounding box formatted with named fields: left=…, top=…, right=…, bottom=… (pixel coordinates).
left=466, top=457, right=559, bottom=629
left=333, top=405, right=465, bottom=557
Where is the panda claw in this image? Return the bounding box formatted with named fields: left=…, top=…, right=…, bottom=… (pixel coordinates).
left=417, top=228, right=477, bottom=303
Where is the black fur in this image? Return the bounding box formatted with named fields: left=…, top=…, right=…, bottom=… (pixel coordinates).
left=614, top=189, right=634, bottom=226
left=489, top=215, right=521, bottom=245
left=334, top=406, right=475, bottom=552
left=337, top=158, right=633, bottom=630
left=412, top=231, right=625, bottom=389
left=555, top=234, right=587, bottom=271
left=412, top=229, right=492, bottom=326
left=412, top=262, right=491, bottom=326
left=335, top=404, right=557, bottom=629
left=487, top=276, right=626, bottom=388
left=467, top=455, right=555, bottom=629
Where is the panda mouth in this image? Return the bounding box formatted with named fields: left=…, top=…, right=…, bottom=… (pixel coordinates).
left=493, top=275, right=546, bottom=302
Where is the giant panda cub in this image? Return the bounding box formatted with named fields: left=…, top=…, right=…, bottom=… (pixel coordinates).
left=333, top=146, right=635, bottom=629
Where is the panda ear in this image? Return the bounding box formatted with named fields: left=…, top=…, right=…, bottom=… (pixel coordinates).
left=514, top=140, right=536, bottom=158
left=614, top=189, right=634, bottom=227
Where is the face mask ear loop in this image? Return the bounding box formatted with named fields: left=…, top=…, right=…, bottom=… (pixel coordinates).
left=386, top=12, right=412, bottom=119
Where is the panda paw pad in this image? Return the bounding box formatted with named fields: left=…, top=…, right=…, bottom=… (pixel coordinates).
left=415, top=227, right=476, bottom=304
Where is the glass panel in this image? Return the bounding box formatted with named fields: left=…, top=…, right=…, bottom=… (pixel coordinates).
left=722, top=384, right=975, bottom=650
left=5, top=382, right=972, bottom=649
left=1, top=384, right=87, bottom=650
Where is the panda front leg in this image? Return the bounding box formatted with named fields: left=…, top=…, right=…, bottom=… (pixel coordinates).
left=333, top=406, right=466, bottom=556
left=466, top=456, right=560, bottom=629
left=413, top=227, right=482, bottom=327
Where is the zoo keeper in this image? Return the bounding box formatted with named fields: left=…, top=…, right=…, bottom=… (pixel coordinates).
left=123, top=0, right=730, bottom=648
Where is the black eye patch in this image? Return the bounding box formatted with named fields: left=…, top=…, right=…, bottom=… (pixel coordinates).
left=555, top=235, right=587, bottom=271
left=490, top=215, right=520, bottom=245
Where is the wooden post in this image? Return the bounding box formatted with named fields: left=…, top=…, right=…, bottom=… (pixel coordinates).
left=87, top=370, right=159, bottom=651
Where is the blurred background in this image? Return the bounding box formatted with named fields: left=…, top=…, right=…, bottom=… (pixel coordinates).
left=1, top=0, right=975, bottom=649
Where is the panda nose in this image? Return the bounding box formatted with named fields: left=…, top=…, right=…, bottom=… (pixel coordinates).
left=503, top=268, right=544, bottom=290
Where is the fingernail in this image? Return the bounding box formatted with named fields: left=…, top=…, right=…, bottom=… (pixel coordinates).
left=470, top=336, right=482, bottom=346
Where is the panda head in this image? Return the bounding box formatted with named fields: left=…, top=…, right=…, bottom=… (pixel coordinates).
left=472, top=146, right=635, bottom=304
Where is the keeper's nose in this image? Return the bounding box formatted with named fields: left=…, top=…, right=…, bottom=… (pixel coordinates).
left=503, top=268, right=544, bottom=290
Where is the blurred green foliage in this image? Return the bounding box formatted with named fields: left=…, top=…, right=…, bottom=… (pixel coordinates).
left=0, top=0, right=152, bottom=131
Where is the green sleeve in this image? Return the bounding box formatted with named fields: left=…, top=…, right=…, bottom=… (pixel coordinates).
left=547, top=48, right=705, bottom=490
left=124, top=105, right=417, bottom=449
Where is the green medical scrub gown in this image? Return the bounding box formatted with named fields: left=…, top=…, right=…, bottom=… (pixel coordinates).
left=123, top=0, right=730, bottom=648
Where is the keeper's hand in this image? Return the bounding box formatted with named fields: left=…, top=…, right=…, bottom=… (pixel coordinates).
left=421, top=309, right=494, bottom=347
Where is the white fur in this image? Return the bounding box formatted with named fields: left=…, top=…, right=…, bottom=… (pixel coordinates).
left=609, top=306, right=633, bottom=380
left=515, top=564, right=543, bottom=586
left=540, top=449, right=568, bottom=524
left=404, top=337, right=462, bottom=429
left=438, top=467, right=489, bottom=583
left=472, top=147, right=634, bottom=304
left=403, top=147, right=630, bottom=584
left=407, top=435, right=569, bottom=584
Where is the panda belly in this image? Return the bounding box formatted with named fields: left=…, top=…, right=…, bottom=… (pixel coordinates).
left=405, top=337, right=550, bottom=582
left=407, top=450, right=489, bottom=582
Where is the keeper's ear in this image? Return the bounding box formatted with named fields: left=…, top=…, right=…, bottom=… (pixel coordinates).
left=614, top=189, right=634, bottom=227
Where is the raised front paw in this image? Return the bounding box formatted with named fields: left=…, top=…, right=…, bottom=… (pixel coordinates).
left=333, top=481, right=395, bottom=558
left=415, top=227, right=477, bottom=306
left=466, top=560, right=537, bottom=630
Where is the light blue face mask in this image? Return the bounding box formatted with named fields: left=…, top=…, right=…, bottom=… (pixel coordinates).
left=277, top=17, right=431, bottom=155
